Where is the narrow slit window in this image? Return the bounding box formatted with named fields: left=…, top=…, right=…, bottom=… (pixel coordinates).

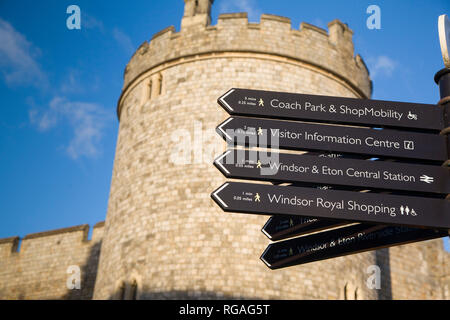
left=118, top=282, right=126, bottom=300
left=130, top=280, right=138, bottom=300
left=158, top=75, right=163, bottom=95
left=148, top=80, right=153, bottom=100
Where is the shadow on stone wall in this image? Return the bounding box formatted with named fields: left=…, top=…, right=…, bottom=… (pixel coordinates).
left=107, top=289, right=263, bottom=300
left=375, top=248, right=392, bottom=300
left=63, top=241, right=102, bottom=300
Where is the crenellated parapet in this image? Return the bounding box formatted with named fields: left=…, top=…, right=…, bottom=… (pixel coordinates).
left=120, top=12, right=372, bottom=118
left=0, top=222, right=105, bottom=256
left=0, top=222, right=105, bottom=299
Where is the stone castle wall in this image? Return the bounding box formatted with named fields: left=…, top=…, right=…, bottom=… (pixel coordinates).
left=94, top=53, right=377, bottom=299
left=0, top=9, right=448, bottom=300
left=93, top=11, right=449, bottom=300
left=0, top=223, right=104, bottom=300
left=0, top=223, right=447, bottom=299
left=387, top=239, right=450, bottom=299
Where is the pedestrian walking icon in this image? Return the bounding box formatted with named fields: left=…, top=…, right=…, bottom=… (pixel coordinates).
left=255, top=193, right=261, bottom=202
left=257, top=127, right=263, bottom=135
left=258, top=98, right=264, bottom=106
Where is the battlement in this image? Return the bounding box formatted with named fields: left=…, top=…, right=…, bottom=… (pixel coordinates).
left=0, top=222, right=105, bottom=299
left=121, top=12, right=371, bottom=116
left=0, top=222, right=104, bottom=256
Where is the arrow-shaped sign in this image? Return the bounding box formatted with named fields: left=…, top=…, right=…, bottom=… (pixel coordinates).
left=211, top=182, right=450, bottom=230
left=259, top=152, right=372, bottom=241
left=261, top=215, right=348, bottom=241
left=218, top=88, right=446, bottom=131
left=260, top=223, right=448, bottom=269
left=214, top=149, right=450, bottom=194
left=216, top=117, right=448, bottom=162
left=261, top=182, right=364, bottom=241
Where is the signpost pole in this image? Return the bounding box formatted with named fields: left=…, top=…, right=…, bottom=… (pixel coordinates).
left=435, top=68, right=450, bottom=101
left=436, top=14, right=450, bottom=238
left=435, top=68, right=450, bottom=201
left=437, top=14, right=450, bottom=100
left=435, top=69, right=450, bottom=240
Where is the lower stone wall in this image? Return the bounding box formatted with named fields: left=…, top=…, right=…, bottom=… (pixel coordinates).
left=387, top=238, right=450, bottom=300
left=0, top=222, right=104, bottom=300
left=0, top=220, right=448, bottom=299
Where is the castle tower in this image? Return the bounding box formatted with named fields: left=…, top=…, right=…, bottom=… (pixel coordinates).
left=92, top=2, right=448, bottom=300
left=182, top=0, right=214, bottom=28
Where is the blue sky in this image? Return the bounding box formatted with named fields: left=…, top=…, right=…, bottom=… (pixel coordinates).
left=0, top=0, right=449, bottom=251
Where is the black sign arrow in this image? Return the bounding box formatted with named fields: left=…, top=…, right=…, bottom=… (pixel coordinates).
left=261, top=215, right=348, bottom=241
left=260, top=152, right=371, bottom=241
left=211, top=182, right=450, bottom=229
left=262, top=183, right=368, bottom=241
left=218, top=88, right=446, bottom=131
left=260, top=223, right=448, bottom=269
left=214, top=149, right=450, bottom=194
left=216, top=117, right=448, bottom=162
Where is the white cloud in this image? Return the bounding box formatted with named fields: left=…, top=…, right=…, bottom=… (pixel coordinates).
left=0, top=18, right=47, bottom=87
left=60, top=69, right=81, bottom=94
left=367, top=55, right=397, bottom=79
left=82, top=13, right=105, bottom=32
left=113, top=28, right=134, bottom=56
left=218, top=0, right=261, bottom=21
left=0, top=18, right=111, bottom=160
left=29, top=97, right=112, bottom=159
left=29, top=108, right=57, bottom=131
left=60, top=69, right=100, bottom=94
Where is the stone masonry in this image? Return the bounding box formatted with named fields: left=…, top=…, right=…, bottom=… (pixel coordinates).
left=0, top=0, right=448, bottom=300
left=0, top=223, right=104, bottom=299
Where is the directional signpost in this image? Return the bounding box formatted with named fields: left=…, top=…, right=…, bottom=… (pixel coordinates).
left=261, top=215, right=348, bottom=241
left=261, top=182, right=365, bottom=241
left=212, top=182, right=450, bottom=230
left=260, top=224, right=448, bottom=269
left=262, top=153, right=372, bottom=241
left=218, top=88, right=447, bottom=130
left=217, top=116, right=448, bottom=161
left=214, top=149, right=450, bottom=194
left=212, top=84, right=450, bottom=269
